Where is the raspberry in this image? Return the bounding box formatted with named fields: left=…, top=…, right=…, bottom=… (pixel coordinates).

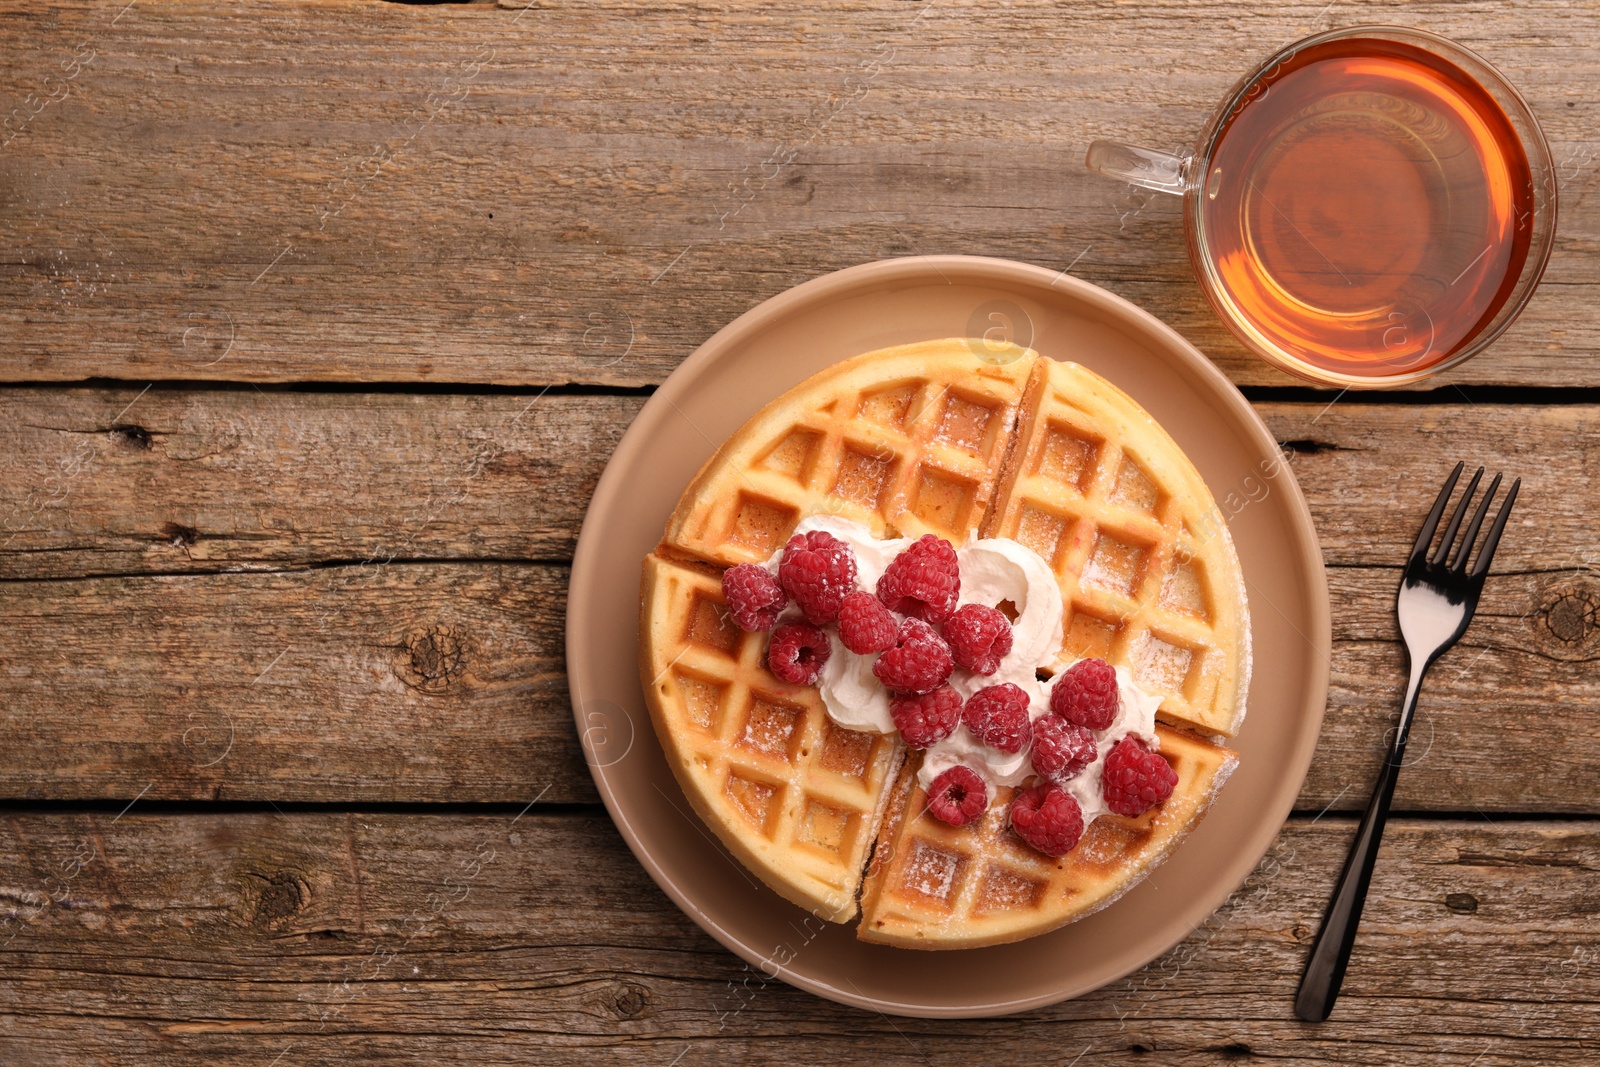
left=720, top=563, right=788, bottom=631
left=1101, top=735, right=1177, bottom=817
left=1009, top=783, right=1085, bottom=858
left=766, top=621, right=831, bottom=686
left=777, top=530, right=857, bottom=625
left=876, top=534, right=960, bottom=623
left=889, top=685, right=963, bottom=748
left=1050, top=657, right=1120, bottom=730
left=926, top=765, right=988, bottom=827
left=962, top=683, right=1032, bottom=754
left=872, top=617, right=954, bottom=695
left=837, top=590, right=896, bottom=654
left=1031, top=715, right=1098, bottom=784
left=943, top=603, right=1014, bottom=674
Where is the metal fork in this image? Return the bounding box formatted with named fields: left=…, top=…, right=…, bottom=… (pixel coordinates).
left=1295, top=461, right=1521, bottom=1023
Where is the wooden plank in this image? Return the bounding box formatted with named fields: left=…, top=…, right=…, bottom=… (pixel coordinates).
left=0, top=560, right=1593, bottom=812
left=1254, top=401, right=1600, bottom=571
left=0, top=812, right=1596, bottom=1063
left=0, top=563, right=584, bottom=805
left=0, top=0, right=1595, bottom=388
left=2, top=390, right=1594, bottom=577
left=1, top=392, right=1595, bottom=809
left=0, top=388, right=639, bottom=578
left=1315, top=565, right=1600, bottom=817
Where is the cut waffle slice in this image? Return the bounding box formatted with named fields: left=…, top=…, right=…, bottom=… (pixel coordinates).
left=661, top=338, right=1035, bottom=567
left=639, top=554, right=906, bottom=922
left=857, top=725, right=1238, bottom=949
left=986, top=358, right=1252, bottom=736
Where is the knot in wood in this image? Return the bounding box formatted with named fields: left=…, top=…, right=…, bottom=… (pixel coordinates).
left=1542, top=586, right=1597, bottom=645
left=608, top=980, right=650, bottom=1020
left=398, top=624, right=467, bottom=693
left=110, top=424, right=152, bottom=449
left=161, top=522, right=199, bottom=549
left=250, top=870, right=311, bottom=929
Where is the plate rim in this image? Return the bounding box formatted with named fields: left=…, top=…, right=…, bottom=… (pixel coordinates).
left=567, top=254, right=1331, bottom=1018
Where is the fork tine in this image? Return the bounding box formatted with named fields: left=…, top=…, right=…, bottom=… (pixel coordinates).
left=1411, top=461, right=1464, bottom=561
left=1468, top=477, right=1521, bottom=579
left=1431, top=466, right=1483, bottom=566
left=1451, top=472, right=1502, bottom=572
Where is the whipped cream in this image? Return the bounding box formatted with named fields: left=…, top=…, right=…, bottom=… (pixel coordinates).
left=1055, top=664, right=1159, bottom=825
left=763, top=515, right=1163, bottom=831
left=760, top=515, right=908, bottom=733
left=918, top=665, right=1159, bottom=817
left=949, top=538, right=1065, bottom=695
left=927, top=537, right=1064, bottom=789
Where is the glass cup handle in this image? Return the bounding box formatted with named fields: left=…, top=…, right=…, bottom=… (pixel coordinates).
left=1085, top=140, right=1193, bottom=195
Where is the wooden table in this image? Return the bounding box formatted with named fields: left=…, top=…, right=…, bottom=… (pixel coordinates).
left=2, top=2, right=1596, bottom=1062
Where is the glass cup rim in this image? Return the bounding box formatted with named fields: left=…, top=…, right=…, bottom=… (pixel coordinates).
left=1185, top=24, right=1559, bottom=388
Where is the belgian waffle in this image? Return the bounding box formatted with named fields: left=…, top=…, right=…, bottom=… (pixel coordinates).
left=985, top=358, right=1252, bottom=736
left=640, top=554, right=904, bottom=921
left=638, top=338, right=1250, bottom=943
left=857, top=725, right=1237, bottom=948
left=661, top=339, right=1035, bottom=567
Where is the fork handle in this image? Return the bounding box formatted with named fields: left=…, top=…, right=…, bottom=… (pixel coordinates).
left=1294, top=661, right=1425, bottom=1022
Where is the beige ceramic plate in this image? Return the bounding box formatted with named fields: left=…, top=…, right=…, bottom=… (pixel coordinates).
left=567, top=256, right=1329, bottom=1018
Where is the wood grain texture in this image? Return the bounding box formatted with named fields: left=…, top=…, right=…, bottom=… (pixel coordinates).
left=0, top=564, right=580, bottom=805
left=1, top=811, right=1596, bottom=1063
left=5, top=390, right=1596, bottom=577
left=1, top=390, right=1595, bottom=809
left=2, top=2, right=1595, bottom=1054
left=0, top=562, right=1594, bottom=812
left=0, top=387, right=637, bottom=577
left=0, top=0, right=1596, bottom=388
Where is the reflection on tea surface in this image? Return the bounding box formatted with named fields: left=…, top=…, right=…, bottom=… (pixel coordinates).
left=1200, top=37, right=1534, bottom=377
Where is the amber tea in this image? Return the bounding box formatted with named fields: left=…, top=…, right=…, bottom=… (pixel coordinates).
left=1088, top=28, right=1555, bottom=385
left=1197, top=36, right=1536, bottom=377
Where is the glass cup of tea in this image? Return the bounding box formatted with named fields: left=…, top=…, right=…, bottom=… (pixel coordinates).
left=1087, top=25, right=1557, bottom=387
